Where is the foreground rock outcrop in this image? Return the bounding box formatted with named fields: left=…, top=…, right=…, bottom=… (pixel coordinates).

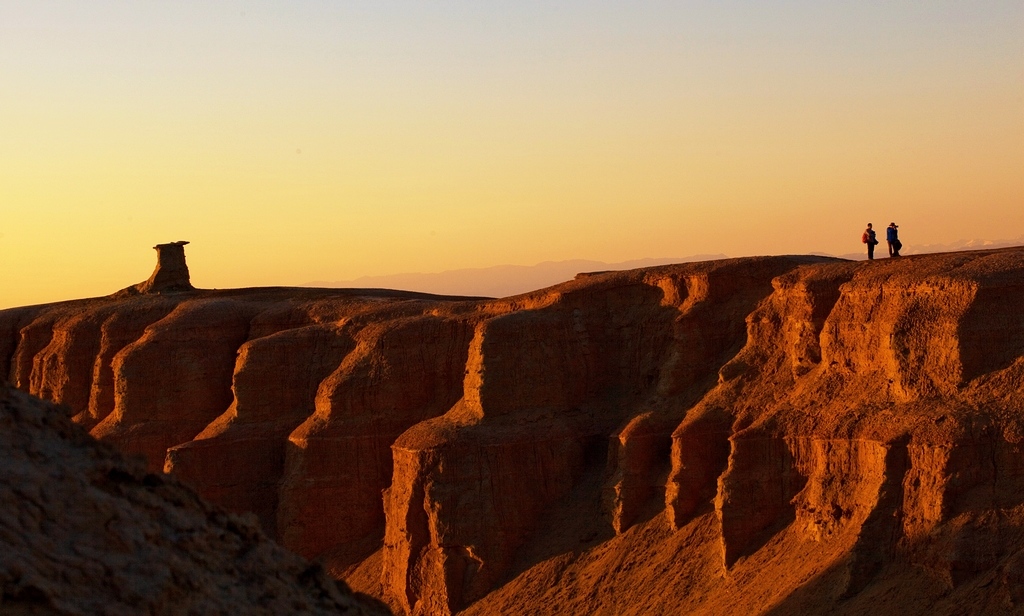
left=5, top=244, right=1024, bottom=615
left=0, top=383, right=386, bottom=615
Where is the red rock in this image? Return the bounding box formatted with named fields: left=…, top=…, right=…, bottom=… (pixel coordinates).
left=0, top=383, right=385, bottom=615
left=0, top=306, right=40, bottom=386
left=280, top=316, right=474, bottom=568
left=9, top=308, right=60, bottom=394
left=81, top=297, right=178, bottom=428
left=166, top=321, right=357, bottom=535
left=380, top=257, right=817, bottom=614
left=6, top=246, right=1024, bottom=615
left=30, top=306, right=114, bottom=420
left=91, top=297, right=262, bottom=471
left=127, top=240, right=195, bottom=295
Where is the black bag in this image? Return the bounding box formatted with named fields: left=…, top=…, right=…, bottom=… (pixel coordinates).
left=894, top=239, right=902, bottom=251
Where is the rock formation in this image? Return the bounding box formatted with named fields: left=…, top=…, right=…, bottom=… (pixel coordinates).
left=4, top=245, right=1024, bottom=614
left=131, top=240, right=195, bottom=294
left=0, top=383, right=386, bottom=615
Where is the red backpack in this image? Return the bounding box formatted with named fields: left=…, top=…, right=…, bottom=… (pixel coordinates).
left=861, top=231, right=869, bottom=244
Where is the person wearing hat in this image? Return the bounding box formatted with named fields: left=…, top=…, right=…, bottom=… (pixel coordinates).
left=886, top=222, right=901, bottom=257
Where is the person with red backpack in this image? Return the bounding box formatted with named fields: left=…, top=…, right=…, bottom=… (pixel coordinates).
left=862, top=223, right=879, bottom=259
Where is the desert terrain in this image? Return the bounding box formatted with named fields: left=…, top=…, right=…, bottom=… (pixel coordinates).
left=4, top=243, right=1024, bottom=614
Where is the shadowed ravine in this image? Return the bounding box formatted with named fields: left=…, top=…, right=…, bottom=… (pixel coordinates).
left=4, top=245, right=1024, bottom=615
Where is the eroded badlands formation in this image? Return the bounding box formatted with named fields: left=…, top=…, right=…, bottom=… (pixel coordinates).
left=0, top=383, right=384, bottom=615
left=4, top=243, right=1024, bottom=614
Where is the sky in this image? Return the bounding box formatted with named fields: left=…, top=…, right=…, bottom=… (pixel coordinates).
left=1, top=1, right=1022, bottom=308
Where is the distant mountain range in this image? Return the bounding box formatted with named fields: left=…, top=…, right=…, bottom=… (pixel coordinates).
left=307, top=236, right=1024, bottom=298
left=304, top=255, right=727, bottom=298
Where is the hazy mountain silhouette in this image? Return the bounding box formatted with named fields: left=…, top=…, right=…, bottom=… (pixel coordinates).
left=304, top=255, right=727, bottom=298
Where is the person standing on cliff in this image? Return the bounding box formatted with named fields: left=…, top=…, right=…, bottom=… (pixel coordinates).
left=887, top=222, right=901, bottom=257
left=862, top=223, right=878, bottom=260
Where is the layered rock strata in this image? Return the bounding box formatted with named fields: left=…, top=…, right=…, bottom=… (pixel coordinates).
left=5, top=247, right=1024, bottom=614
left=0, top=383, right=385, bottom=615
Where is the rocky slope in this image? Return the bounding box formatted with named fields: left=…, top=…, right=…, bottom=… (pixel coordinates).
left=0, top=383, right=386, bottom=615
left=4, top=244, right=1024, bottom=614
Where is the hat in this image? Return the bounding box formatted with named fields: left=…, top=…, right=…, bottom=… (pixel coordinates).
left=889, top=222, right=897, bottom=227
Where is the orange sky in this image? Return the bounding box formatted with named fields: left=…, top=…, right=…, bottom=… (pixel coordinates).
left=2, top=2, right=1022, bottom=308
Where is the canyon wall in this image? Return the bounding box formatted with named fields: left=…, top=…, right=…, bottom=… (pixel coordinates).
left=4, top=247, right=1024, bottom=614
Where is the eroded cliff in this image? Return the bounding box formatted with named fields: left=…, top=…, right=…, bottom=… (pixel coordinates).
left=0, top=383, right=386, bottom=615
left=4, top=246, right=1024, bottom=615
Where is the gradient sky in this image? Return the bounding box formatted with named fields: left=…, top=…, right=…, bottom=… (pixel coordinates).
left=2, top=1, right=1022, bottom=308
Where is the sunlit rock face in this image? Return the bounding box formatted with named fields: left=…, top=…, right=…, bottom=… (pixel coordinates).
left=5, top=246, right=1024, bottom=615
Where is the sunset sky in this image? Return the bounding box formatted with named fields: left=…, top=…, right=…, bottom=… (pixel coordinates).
left=2, top=1, right=1022, bottom=308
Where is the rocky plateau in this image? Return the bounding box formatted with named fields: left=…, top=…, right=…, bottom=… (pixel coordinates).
left=4, top=242, right=1024, bottom=614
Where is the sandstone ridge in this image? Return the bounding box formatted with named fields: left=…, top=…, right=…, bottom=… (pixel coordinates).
left=4, top=247, right=1024, bottom=615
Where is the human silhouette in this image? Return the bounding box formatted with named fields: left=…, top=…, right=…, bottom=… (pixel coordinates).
left=887, top=222, right=901, bottom=257
left=862, top=223, right=878, bottom=260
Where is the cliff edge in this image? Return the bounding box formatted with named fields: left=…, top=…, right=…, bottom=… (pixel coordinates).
left=4, top=246, right=1024, bottom=614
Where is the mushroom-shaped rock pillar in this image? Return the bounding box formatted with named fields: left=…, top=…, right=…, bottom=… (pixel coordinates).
left=135, top=241, right=194, bottom=294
